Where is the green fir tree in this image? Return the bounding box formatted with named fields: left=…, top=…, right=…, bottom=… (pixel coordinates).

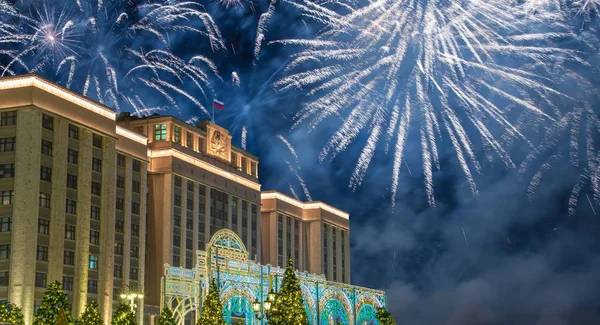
left=111, top=304, right=135, bottom=325
left=0, top=301, right=24, bottom=324
left=156, top=307, right=176, bottom=325
left=268, top=257, right=309, bottom=325
left=197, top=280, right=225, bottom=325
left=56, top=308, right=69, bottom=325
left=75, top=301, right=103, bottom=325
left=33, top=281, right=73, bottom=325
left=375, top=307, right=396, bottom=325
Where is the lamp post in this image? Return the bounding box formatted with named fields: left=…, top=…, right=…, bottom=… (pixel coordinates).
left=252, top=289, right=276, bottom=324
left=119, top=285, right=144, bottom=313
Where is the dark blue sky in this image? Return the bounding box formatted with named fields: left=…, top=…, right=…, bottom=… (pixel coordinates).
left=2, top=0, right=600, bottom=323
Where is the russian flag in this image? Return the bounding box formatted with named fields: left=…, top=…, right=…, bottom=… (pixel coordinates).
left=213, top=99, right=224, bottom=110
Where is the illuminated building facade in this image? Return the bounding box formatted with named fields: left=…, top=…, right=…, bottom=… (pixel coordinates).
left=0, top=74, right=148, bottom=324
left=0, top=74, right=386, bottom=324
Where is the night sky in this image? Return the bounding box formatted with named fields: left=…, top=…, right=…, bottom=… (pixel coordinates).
left=2, top=0, right=600, bottom=323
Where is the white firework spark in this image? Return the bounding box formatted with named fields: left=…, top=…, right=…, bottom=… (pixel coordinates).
left=0, top=0, right=225, bottom=116
left=274, top=0, right=587, bottom=206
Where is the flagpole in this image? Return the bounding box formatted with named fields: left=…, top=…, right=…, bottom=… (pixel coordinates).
left=212, top=101, right=215, bottom=122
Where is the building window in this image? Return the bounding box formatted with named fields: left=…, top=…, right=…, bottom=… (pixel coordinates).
left=89, top=255, right=98, bottom=269
left=116, top=198, right=124, bottom=211
left=91, top=182, right=101, bottom=196
left=114, top=243, right=123, bottom=255
left=0, top=111, right=16, bottom=126
left=116, top=175, right=124, bottom=188
left=117, top=154, right=125, bottom=167
left=66, top=199, right=77, bottom=214
left=130, top=267, right=138, bottom=281
left=251, top=162, right=257, bottom=176
left=38, top=218, right=50, bottom=235
left=132, top=160, right=141, bottom=172
left=173, top=234, right=180, bottom=247
left=90, top=230, right=100, bottom=245
left=41, top=139, right=53, bottom=156
left=1, top=191, right=13, bottom=205
left=63, top=250, right=75, bottom=266
left=154, top=124, right=167, bottom=141
left=186, top=218, right=193, bottom=230
left=36, top=245, right=48, bottom=261
left=40, top=166, right=52, bottom=182
left=115, top=220, right=124, bottom=233
left=174, top=195, right=181, bottom=207
left=132, top=181, right=140, bottom=193
left=0, top=137, right=15, bottom=152
left=173, top=126, right=181, bottom=143
left=35, top=272, right=47, bottom=288
left=186, top=132, right=194, bottom=148
left=66, top=174, right=78, bottom=189
left=134, top=126, right=144, bottom=135
left=131, top=202, right=139, bottom=215
left=186, top=238, right=193, bottom=250
left=68, top=149, right=78, bottom=164
left=131, top=246, right=139, bottom=258
left=91, top=206, right=100, bottom=220
left=68, top=124, right=79, bottom=139
left=88, top=280, right=98, bottom=294
left=241, top=156, right=248, bottom=173
left=0, top=244, right=9, bottom=259
left=114, top=265, right=122, bottom=278
left=186, top=198, right=193, bottom=210
left=92, top=157, right=102, bottom=173
left=172, top=255, right=180, bottom=266
left=0, top=272, right=8, bottom=286
left=0, top=217, right=11, bottom=232
left=39, top=192, right=50, bottom=208
left=131, top=223, right=139, bottom=236
left=0, top=163, right=14, bottom=178
left=174, top=214, right=181, bottom=227
left=63, top=276, right=73, bottom=291
left=174, top=175, right=182, bottom=187
left=65, top=224, right=76, bottom=240
left=92, top=134, right=103, bottom=148
left=42, top=114, right=53, bottom=130
left=185, top=257, right=193, bottom=269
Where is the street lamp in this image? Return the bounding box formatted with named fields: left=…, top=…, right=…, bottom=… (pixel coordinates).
left=119, top=285, right=144, bottom=313
left=253, top=289, right=276, bottom=323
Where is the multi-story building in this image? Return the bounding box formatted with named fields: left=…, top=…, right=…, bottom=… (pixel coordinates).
left=116, top=113, right=261, bottom=320
left=260, top=191, right=351, bottom=284
left=0, top=75, right=382, bottom=325
left=0, top=74, right=148, bottom=324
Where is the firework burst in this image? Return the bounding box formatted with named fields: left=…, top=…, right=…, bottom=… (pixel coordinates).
left=274, top=0, right=590, bottom=206
left=0, top=0, right=225, bottom=116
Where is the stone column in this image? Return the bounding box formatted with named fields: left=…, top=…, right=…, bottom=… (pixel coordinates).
left=73, top=130, right=92, bottom=317
left=10, top=108, right=42, bottom=325
left=48, top=118, right=68, bottom=284
left=192, top=182, right=199, bottom=264
left=99, top=137, right=116, bottom=323
left=137, top=163, right=148, bottom=325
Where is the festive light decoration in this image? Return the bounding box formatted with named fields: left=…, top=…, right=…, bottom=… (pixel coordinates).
left=0, top=300, right=24, bottom=324
left=268, top=257, right=309, bottom=325
left=375, top=307, right=396, bottom=325
left=33, top=281, right=73, bottom=325
left=111, top=303, right=135, bottom=325
left=56, top=308, right=69, bottom=325
left=156, top=308, right=176, bottom=325
left=197, top=280, right=226, bottom=325
left=75, top=301, right=103, bottom=325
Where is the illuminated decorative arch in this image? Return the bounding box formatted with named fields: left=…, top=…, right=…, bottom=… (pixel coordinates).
left=356, top=304, right=379, bottom=325
left=222, top=295, right=255, bottom=325
left=319, top=288, right=353, bottom=324
left=320, top=299, right=349, bottom=325
left=300, top=284, right=317, bottom=324
left=355, top=292, right=383, bottom=313
left=166, top=296, right=195, bottom=324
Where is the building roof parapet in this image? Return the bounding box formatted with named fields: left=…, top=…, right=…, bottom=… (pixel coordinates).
left=261, top=190, right=350, bottom=220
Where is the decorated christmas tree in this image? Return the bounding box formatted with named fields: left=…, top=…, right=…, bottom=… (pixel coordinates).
left=75, top=301, right=103, bottom=325
left=111, top=303, right=135, bottom=325
left=376, top=307, right=396, bottom=325
left=0, top=301, right=24, bottom=324
left=156, top=307, right=176, bottom=325
left=268, top=257, right=309, bottom=325
left=56, top=308, right=69, bottom=325
left=196, top=280, right=225, bottom=325
left=33, top=281, right=73, bottom=325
